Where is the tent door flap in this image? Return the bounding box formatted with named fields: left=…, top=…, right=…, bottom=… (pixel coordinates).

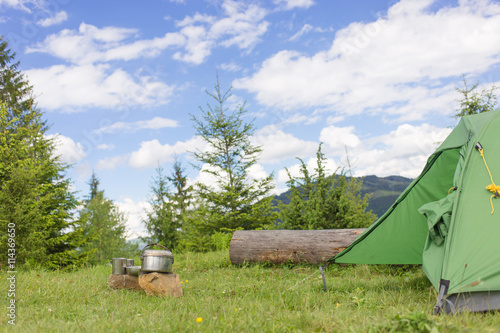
left=418, top=191, right=456, bottom=246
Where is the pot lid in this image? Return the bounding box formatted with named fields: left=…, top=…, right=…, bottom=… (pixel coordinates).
left=142, top=249, right=173, bottom=258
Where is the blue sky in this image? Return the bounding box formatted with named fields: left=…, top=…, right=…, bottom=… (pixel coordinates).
left=2, top=0, right=500, bottom=238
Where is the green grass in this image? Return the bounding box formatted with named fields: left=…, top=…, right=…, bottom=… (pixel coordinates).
left=1, top=250, right=500, bottom=332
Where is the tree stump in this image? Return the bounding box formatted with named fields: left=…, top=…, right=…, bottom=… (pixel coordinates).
left=138, top=272, right=183, bottom=297
left=108, top=274, right=142, bottom=291
left=229, top=229, right=366, bottom=265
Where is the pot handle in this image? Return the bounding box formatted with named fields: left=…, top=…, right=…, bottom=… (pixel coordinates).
left=140, top=242, right=171, bottom=260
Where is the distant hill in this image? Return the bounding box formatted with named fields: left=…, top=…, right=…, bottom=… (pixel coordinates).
left=358, top=175, right=413, bottom=217
left=273, top=175, right=413, bottom=219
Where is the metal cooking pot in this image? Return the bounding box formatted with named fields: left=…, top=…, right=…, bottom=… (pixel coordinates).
left=111, top=258, right=128, bottom=275
left=126, top=265, right=141, bottom=276
left=140, top=243, right=174, bottom=273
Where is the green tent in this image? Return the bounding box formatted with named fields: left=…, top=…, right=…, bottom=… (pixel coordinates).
left=328, top=110, right=500, bottom=314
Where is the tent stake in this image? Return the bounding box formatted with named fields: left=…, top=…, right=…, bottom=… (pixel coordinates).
left=319, top=263, right=330, bottom=291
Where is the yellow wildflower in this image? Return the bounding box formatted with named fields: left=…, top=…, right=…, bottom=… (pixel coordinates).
left=196, top=317, right=203, bottom=323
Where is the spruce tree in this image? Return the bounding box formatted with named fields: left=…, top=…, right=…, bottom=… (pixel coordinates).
left=187, top=75, right=276, bottom=242
left=0, top=36, right=88, bottom=268
left=279, top=144, right=376, bottom=230
left=88, top=171, right=100, bottom=200
left=143, top=160, right=194, bottom=250
left=142, top=165, right=180, bottom=250
left=78, top=172, right=131, bottom=264
left=167, top=158, right=193, bottom=222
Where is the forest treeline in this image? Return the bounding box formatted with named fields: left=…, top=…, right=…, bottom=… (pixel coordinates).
left=0, top=37, right=497, bottom=269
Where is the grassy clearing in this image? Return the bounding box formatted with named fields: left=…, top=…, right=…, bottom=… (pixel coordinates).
left=1, top=250, right=500, bottom=332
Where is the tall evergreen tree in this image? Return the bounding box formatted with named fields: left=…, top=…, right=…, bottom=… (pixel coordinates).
left=0, top=36, right=36, bottom=122
left=143, top=165, right=176, bottom=249
left=88, top=171, right=100, bottom=200
left=279, top=144, right=376, bottom=230
left=167, top=158, right=193, bottom=221
left=187, top=75, right=276, bottom=242
left=0, top=36, right=88, bottom=268
left=78, top=172, right=131, bottom=264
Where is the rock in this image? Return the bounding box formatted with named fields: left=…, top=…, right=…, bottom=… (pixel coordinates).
left=138, top=272, right=183, bottom=297
left=108, top=274, right=142, bottom=291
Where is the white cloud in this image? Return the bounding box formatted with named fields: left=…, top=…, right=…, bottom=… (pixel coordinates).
left=271, top=122, right=452, bottom=188
left=173, top=0, right=270, bottom=62
left=172, top=25, right=213, bottom=64
left=320, top=125, right=361, bottom=155
left=36, top=10, right=67, bottom=27
left=98, top=117, right=179, bottom=133
left=26, top=23, right=140, bottom=65
left=212, top=1, right=269, bottom=50
left=252, top=125, right=318, bottom=164
left=0, top=0, right=40, bottom=12
left=96, top=155, right=129, bottom=170
left=220, top=62, right=242, bottom=72
left=247, top=163, right=269, bottom=180
left=46, top=134, right=86, bottom=164
left=97, top=143, right=115, bottom=150
left=274, top=0, right=315, bottom=11
left=27, top=1, right=270, bottom=66
left=115, top=197, right=150, bottom=239
left=286, top=113, right=320, bottom=125
left=289, top=23, right=313, bottom=41
left=103, top=32, right=185, bottom=62
left=129, top=136, right=206, bottom=169
left=370, top=123, right=450, bottom=159
left=289, top=24, right=331, bottom=41
left=73, top=160, right=92, bottom=181
left=190, top=163, right=224, bottom=191
left=326, top=115, right=345, bottom=124
left=345, top=123, right=452, bottom=178
left=234, top=0, right=500, bottom=121
left=25, top=64, right=175, bottom=111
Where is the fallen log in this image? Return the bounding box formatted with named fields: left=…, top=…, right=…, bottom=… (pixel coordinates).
left=229, top=229, right=366, bottom=265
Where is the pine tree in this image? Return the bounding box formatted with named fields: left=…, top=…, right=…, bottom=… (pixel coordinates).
left=0, top=36, right=88, bottom=268
left=188, top=76, right=276, bottom=239
left=78, top=172, right=132, bottom=264
left=279, top=144, right=376, bottom=230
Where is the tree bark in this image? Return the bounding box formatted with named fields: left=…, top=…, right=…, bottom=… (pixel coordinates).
left=229, top=229, right=366, bottom=265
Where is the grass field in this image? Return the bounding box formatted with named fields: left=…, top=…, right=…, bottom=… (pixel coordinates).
left=1, top=250, right=500, bottom=332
